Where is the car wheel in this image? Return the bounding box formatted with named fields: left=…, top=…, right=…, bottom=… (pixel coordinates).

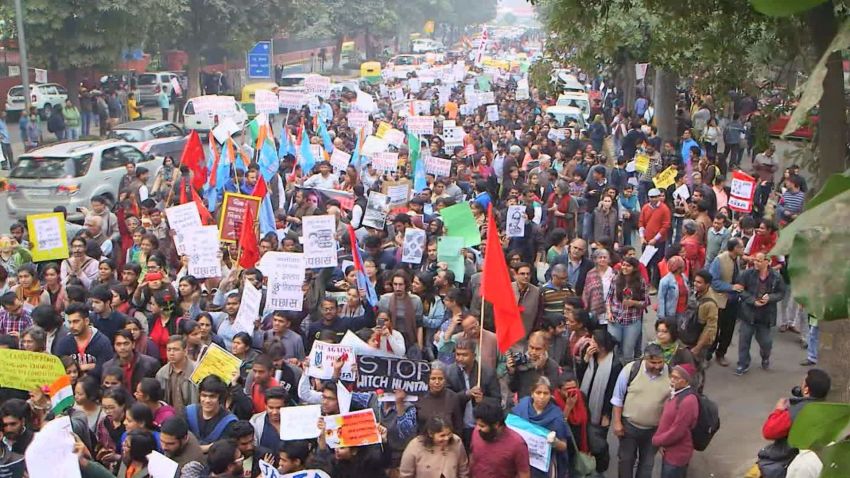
left=40, top=104, right=52, bottom=120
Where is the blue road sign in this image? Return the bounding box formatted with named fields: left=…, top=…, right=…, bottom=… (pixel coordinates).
left=247, top=41, right=272, bottom=79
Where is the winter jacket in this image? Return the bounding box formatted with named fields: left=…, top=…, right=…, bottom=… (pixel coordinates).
left=652, top=389, right=699, bottom=466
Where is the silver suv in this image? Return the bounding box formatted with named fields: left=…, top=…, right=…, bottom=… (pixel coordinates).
left=6, top=140, right=163, bottom=220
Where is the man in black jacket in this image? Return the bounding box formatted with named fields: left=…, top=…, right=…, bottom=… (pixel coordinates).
left=102, top=330, right=161, bottom=391
left=550, top=238, right=593, bottom=296
left=735, top=252, right=786, bottom=376
left=445, top=338, right=500, bottom=447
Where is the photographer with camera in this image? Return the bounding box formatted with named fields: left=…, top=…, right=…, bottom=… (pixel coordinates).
left=507, top=330, right=561, bottom=399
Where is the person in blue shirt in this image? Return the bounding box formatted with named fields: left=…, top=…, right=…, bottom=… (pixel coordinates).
left=0, top=111, right=11, bottom=168
left=185, top=375, right=238, bottom=452
left=679, top=129, right=701, bottom=167
left=472, top=179, right=492, bottom=210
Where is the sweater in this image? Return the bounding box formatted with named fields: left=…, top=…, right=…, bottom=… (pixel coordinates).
left=652, top=389, right=698, bottom=466
left=638, top=203, right=672, bottom=242
left=54, top=329, right=114, bottom=378
left=399, top=435, right=470, bottom=478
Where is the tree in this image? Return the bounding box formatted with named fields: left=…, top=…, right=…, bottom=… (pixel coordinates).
left=21, top=0, right=152, bottom=102
left=149, top=0, right=290, bottom=98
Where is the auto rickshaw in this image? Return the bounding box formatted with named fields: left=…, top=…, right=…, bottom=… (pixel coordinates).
left=360, top=61, right=382, bottom=85
left=240, top=81, right=279, bottom=118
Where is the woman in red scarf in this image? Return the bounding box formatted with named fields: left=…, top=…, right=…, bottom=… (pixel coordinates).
left=546, top=179, right=577, bottom=237
left=744, top=219, right=779, bottom=267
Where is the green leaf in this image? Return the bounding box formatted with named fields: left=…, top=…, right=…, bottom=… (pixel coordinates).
left=788, top=403, right=850, bottom=450
left=818, top=440, right=850, bottom=478
left=787, top=229, right=850, bottom=320
left=773, top=186, right=850, bottom=255
left=805, top=174, right=850, bottom=211
left=750, top=0, right=828, bottom=17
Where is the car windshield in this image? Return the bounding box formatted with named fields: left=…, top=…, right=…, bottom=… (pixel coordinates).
left=394, top=56, right=415, bottom=66
left=8, top=87, right=23, bottom=97
left=10, top=154, right=92, bottom=179
left=138, top=74, right=157, bottom=86
left=108, top=129, right=146, bottom=142
left=280, top=77, right=305, bottom=87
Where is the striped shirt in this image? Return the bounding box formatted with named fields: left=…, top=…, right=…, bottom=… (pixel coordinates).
left=781, top=190, right=805, bottom=215
left=540, top=282, right=575, bottom=319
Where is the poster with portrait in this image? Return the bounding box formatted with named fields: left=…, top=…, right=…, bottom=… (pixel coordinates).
left=506, top=205, right=526, bottom=238
left=401, top=228, right=426, bottom=264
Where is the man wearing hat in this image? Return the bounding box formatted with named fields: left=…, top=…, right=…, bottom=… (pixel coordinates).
left=639, top=187, right=672, bottom=292
left=652, top=363, right=700, bottom=478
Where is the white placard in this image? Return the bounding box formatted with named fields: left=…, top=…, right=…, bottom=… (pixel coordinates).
left=34, top=69, right=47, bottom=84
left=32, top=216, right=63, bottom=251
left=389, top=87, right=405, bottom=102
left=361, top=135, right=389, bottom=157
left=424, top=156, right=452, bottom=177
left=186, top=225, right=222, bottom=279
left=459, top=104, right=475, bottom=116
left=305, top=76, right=331, bottom=97
left=279, top=91, right=306, bottom=109
left=415, top=100, right=431, bottom=115
left=8, top=65, right=19, bottom=77
left=438, top=86, right=452, bottom=106
left=442, top=126, right=464, bottom=149
left=408, top=78, right=421, bottom=93
left=190, top=95, right=232, bottom=115
left=406, top=116, right=434, bottom=135
left=443, top=120, right=456, bottom=129
left=402, top=228, right=427, bottom=264
left=25, top=416, right=80, bottom=478
left=254, top=89, right=280, bottom=114
left=478, top=91, right=495, bottom=104
left=165, top=203, right=202, bottom=255
left=278, top=404, right=322, bottom=440
left=386, top=182, right=410, bottom=208
left=307, top=341, right=355, bottom=381
left=234, top=280, right=261, bottom=334
left=516, top=88, right=530, bottom=100
left=363, top=192, right=390, bottom=229
left=383, top=129, right=405, bottom=148
left=302, top=215, right=337, bottom=268
left=347, top=111, right=368, bottom=129
left=673, top=184, right=690, bottom=201
left=330, top=148, right=351, bottom=171
left=147, top=451, right=179, bottom=478
left=372, top=152, right=399, bottom=172
left=337, top=380, right=352, bottom=414
left=264, top=252, right=306, bottom=313
left=730, top=177, right=754, bottom=198
left=212, top=117, right=239, bottom=144
left=506, top=205, right=526, bottom=238
left=486, top=104, right=499, bottom=122
left=639, top=245, right=659, bottom=266
left=547, top=129, right=566, bottom=141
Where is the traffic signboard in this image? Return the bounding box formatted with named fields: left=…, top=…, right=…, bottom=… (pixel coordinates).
left=247, top=41, right=272, bottom=79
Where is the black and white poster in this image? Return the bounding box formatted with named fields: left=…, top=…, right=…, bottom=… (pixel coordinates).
left=506, top=205, right=526, bottom=238
left=401, top=228, right=426, bottom=264
left=363, top=192, right=391, bottom=229
left=355, top=355, right=431, bottom=395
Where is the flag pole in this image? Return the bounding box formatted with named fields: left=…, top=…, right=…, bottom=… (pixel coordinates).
left=478, top=294, right=485, bottom=387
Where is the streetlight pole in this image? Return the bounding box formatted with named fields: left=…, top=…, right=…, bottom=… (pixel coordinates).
left=13, top=0, right=30, bottom=113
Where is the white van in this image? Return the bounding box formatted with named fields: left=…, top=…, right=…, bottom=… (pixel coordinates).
left=137, top=71, right=179, bottom=105
left=182, top=95, right=248, bottom=132
left=557, top=92, right=591, bottom=120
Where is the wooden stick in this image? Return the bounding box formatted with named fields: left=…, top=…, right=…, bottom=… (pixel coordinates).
left=478, top=296, right=485, bottom=387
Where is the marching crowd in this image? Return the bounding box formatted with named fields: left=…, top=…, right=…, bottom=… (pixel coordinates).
left=0, top=33, right=829, bottom=478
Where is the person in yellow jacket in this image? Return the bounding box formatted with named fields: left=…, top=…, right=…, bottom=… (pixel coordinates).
left=128, top=91, right=142, bottom=121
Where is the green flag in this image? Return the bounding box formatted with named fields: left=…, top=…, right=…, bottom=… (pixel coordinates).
left=247, top=118, right=260, bottom=145
left=407, top=130, right=420, bottom=173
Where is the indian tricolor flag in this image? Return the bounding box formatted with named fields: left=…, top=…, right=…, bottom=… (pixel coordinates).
left=48, top=375, right=74, bottom=415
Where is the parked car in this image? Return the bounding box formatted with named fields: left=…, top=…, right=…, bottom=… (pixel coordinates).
left=411, top=38, right=444, bottom=53
left=556, top=92, right=591, bottom=120
left=5, top=140, right=163, bottom=220
left=137, top=72, right=179, bottom=105
left=182, top=95, right=248, bottom=133
left=278, top=73, right=321, bottom=93
left=5, top=83, right=68, bottom=120
left=108, top=120, right=188, bottom=158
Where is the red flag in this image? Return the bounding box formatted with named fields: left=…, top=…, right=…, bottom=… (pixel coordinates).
left=482, top=204, right=524, bottom=353
left=237, top=206, right=259, bottom=269
left=250, top=175, right=267, bottom=199
left=190, top=187, right=214, bottom=225
left=180, top=130, right=207, bottom=190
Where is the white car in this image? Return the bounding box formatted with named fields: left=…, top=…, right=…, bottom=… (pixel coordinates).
left=556, top=92, right=591, bottom=120
left=5, top=83, right=68, bottom=120
left=183, top=95, right=248, bottom=133
left=411, top=39, right=444, bottom=53
left=137, top=72, right=180, bottom=105
left=546, top=105, right=588, bottom=136
left=278, top=73, right=322, bottom=93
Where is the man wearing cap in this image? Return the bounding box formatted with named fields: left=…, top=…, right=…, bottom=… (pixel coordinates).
left=652, top=363, right=700, bottom=478
left=639, top=188, right=672, bottom=291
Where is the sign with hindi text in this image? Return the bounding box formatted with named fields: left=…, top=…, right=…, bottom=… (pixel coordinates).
left=165, top=202, right=202, bottom=255
left=218, top=192, right=261, bottom=243
left=191, top=343, right=242, bottom=384
left=302, top=215, right=338, bottom=268
left=729, top=170, right=756, bottom=213
left=406, top=116, right=435, bottom=135
left=27, top=213, right=68, bottom=262
left=186, top=225, right=222, bottom=279
left=264, top=252, right=306, bottom=313
left=254, top=89, right=280, bottom=114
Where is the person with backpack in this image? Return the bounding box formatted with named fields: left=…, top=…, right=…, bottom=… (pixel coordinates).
left=651, top=363, right=699, bottom=478
left=685, top=270, right=720, bottom=373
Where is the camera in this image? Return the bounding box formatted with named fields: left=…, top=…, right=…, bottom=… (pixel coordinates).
left=510, top=352, right=529, bottom=366
left=791, top=386, right=803, bottom=398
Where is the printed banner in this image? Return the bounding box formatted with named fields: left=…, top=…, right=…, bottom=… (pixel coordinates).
left=401, top=228, right=427, bottom=264
left=383, top=181, right=410, bottom=208
left=302, top=215, right=338, bottom=268
left=406, top=116, right=435, bottom=135
left=505, top=414, right=552, bottom=472
left=190, top=343, right=242, bottom=384
left=27, top=213, right=69, bottom=262
left=307, top=341, right=355, bottom=381
left=218, top=192, right=261, bottom=243
left=363, top=192, right=390, bottom=229
left=425, top=156, right=452, bottom=177
left=372, top=151, right=399, bottom=172
left=383, top=129, right=405, bottom=148
left=506, top=205, right=526, bottom=238
left=652, top=166, right=677, bottom=190
left=305, top=76, right=331, bottom=97
left=486, top=104, right=499, bottom=122
left=323, top=409, right=381, bottom=448
left=264, top=252, right=306, bottom=312
left=186, top=225, right=222, bottom=279
left=0, top=349, right=66, bottom=391
left=347, top=111, right=368, bottom=129
left=165, top=203, right=202, bottom=255
left=355, top=355, right=430, bottom=395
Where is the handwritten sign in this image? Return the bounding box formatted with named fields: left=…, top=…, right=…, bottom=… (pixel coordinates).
left=355, top=355, right=430, bottom=395
left=506, top=414, right=552, bottom=472
left=27, top=213, right=68, bottom=262
left=191, top=95, right=233, bottom=115
left=347, top=111, right=368, bottom=129
left=218, top=192, right=261, bottom=243
left=186, top=225, right=222, bottom=279
left=372, top=151, right=399, bottom=172
left=330, top=148, right=351, bottom=171
left=652, top=166, right=677, bottom=190
left=634, top=154, right=650, bottom=174
left=302, top=215, right=337, bottom=268
left=406, top=116, right=434, bottom=135
left=402, top=228, right=426, bottom=264
left=254, top=89, right=280, bottom=114
left=234, top=280, right=261, bottom=335
left=190, top=343, right=242, bottom=384
left=308, top=341, right=355, bottom=381
left=363, top=192, right=390, bottom=229
left=729, top=170, right=756, bottom=213
left=424, top=156, right=452, bottom=177
left=264, top=252, right=306, bottom=313
left=0, top=349, right=66, bottom=391
left=278, top=404, right=322, bottom=440
left=323, top=409, right=381, bottom=448
left=279, top=91, right=306, bottom=110
left=305, top=76, right=331, bottom=97
left=165, top=203, right=202, bottom=255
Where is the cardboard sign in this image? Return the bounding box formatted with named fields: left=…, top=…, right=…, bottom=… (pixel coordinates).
left=254, top=89, right=280, bottom=114
left=0, top=349, right=66, bottom=391
left=363, top=191, right=390, bottom=229
left=347, top=111, right=368, bottom=129
left=234, top=280, right=261, bottom=335
left=652, top=166, right=677, bottom=190
left=506, top=205, right=526, bottom=238
left=424, top=156, right=452, bottom=177
left=323, top=409, right=381, bottom=448
left=375, top=121, right=392, bottom=138
left=361, top=135, right=389, bottom=157
left=279, top=91, right=306, bottom=109
left=634, top=154, right=650, bottom=174
left=486, top=104, right=499, bottom=122
left=330, top=148, right=352, bottom=171
left=355, top=355, right=430, bottom=395
left=729, top=170, right=757, bottom=213
left=212, top=117, right=240, bottom=144
left=190, top=343, right=242, bottom=384
left=372, top=151, right=399, bottom=172
left=383, top=180, right=410, bottom=208
left=278, top=404, right=322, bottom=440
left=383, top=128, right=405, bottom=147
left=218, top=192, right=261, bottom=243
left=264, top=252, right=306, bottom=313
left=406, top=116, right=435, bottom=135
left=506, top=414, right=552, bottom=472
left=305, top=76, right=331, bottom=97
left=165, top=202, right=202, bottom=255
left=27, top=213, right=69, bottom=262
left=401, top=228, right=426, bottom=264
left=307, top=341, right=356, bottom=381
left=302, top=215, right=338, bottom=268
left=186, top=225, right=222, bottom=279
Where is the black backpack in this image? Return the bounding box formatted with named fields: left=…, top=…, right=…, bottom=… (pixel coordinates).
left=678, top=293, right=716, bottom=347
left=677, top=389, right=720, bottom=451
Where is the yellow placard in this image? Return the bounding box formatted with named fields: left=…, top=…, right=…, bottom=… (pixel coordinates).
left=0, top=349, right=66, bottom=391
left=375, top=122, right=392, bottom=139
left=424, top=20, right=435, bottom=34
left=652, top=166, right=677, bottom=190
left=190, top=343, right=242, bottom=384
left=635, top=154, right=650, bottom=174
left=27, top=212, right=69, bottom=262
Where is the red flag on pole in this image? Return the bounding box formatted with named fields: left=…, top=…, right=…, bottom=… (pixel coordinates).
left=237, top=206, right=259, bottom=269
left=180, top=130, right=207, bottom=190
left=250, top=175, right=268, bottom=199
left=482, top=204, right=524, bottom=353
left=190, top=187, right=214, bottom=225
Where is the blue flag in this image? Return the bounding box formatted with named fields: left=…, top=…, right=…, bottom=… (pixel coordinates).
left=279, top=128, right=295, bottom=158
left=413, top=148, right=428, bottom=192
left=258, top=139, right=279, bottom=182
left=258, top=194, right=276, bottom=237
left=350, top=131, right=361, bottom=168
left=299, top=128, right=316, bottom=174
left=318, top=120, right=334, bottom=154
